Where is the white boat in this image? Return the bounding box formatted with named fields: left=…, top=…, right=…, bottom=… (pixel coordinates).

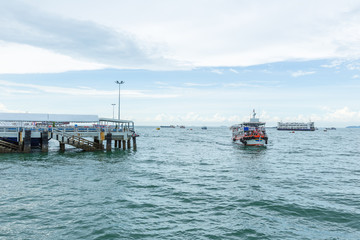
left=230, top=110, right=268, bottom=146
left=277, top=121, right=315, bottom=131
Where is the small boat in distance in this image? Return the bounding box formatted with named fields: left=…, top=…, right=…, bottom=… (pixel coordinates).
left=230, top=110, right=268, bottom=146
left=160, top=125, right=175, bottom=128
left=201, top=126, right=207, bottom=130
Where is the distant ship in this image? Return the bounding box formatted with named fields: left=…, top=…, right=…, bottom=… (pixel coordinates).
left=160, top=125, right=175, bottom=128
left=201, top=126, right=207, bottom=130
left=230, top=110, right=268, bottom=146
left=277, top=122, right=315, bottom=131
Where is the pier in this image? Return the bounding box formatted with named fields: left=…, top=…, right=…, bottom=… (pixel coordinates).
left=0, top=113, right=137, bottom=153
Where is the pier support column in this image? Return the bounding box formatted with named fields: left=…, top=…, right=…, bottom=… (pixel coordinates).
left=23, top=129, right=31, bottom=153
left=94, top=136, right=104, bottom=150
left=41, top=131, right=49, bottom=153
left=127, top=139, right=131, bottom=149
left=18, top=131, right=23, bottom=151
left=106, top=133, right=112, bottom=152
left=114, top=140, right=118, bottom=148
left=94, top=136, right=99, bottom=144
left=118, top=140, right=121, bottom=148
left=132, top=136, right=137, bottom=150
left=59, top=142, right=65, bottom=152
left=122, top=140, right=126, bottom=150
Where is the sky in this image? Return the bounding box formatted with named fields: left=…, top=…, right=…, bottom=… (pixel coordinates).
left=1, top=0, right=360, bottom=127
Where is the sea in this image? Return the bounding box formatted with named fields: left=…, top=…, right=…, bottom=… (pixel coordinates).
left=0, top=127, right=359, bottom=240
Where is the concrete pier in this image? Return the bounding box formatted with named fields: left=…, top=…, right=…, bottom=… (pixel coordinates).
left=0, top=113, right=138, bottom=153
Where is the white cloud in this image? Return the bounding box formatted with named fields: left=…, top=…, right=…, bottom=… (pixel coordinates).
left=322, top=107, right=360, bottom=122
left=0, top=103, right=22, bottom=113
left=0, top=80, right=179, bottom=99
left=210, top=69, right=224, bottom=75
left=229, top=68, right=239, bottom=74
left=224, top=83, right=263, bottom=88
left=184, top=83, right=216, bottom=87
left=2, top=1, right=360, bottom=72
left=0, top=42, right=106, bottom=74
left=291, top=70, right=316, bottom=77
left=321, top=59, right=344, bottom=68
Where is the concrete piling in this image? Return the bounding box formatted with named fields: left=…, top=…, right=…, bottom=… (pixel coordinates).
left=94, top=136, right=103, bottom=150
left=122, top=140, right=126, bottom=150
left=127, top=139, right=131, bottom=149
left=41, top=131, right=49, bottom=153
left=23, top=129, right=31, bottom=153
left=18, top=131, right=23, bottom=151
left=132, top=136, right=137, bottom=150
left=106, top=133, right=112, bottom=152
left=59, top=142, right=65, bottom=152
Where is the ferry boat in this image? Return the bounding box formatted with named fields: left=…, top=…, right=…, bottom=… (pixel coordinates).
left=230, top=110, right=268, bottom=146
left=277, top=122, right=315, bottom=131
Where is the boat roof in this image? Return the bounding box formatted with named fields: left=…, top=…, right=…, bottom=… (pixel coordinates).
left=0, top=113, right=133, bottom=124
left=0, top=113, right=100, bottom=122
left=242, top=121, right=266, bottom=126
left=99, top=118, right=134, bottom=124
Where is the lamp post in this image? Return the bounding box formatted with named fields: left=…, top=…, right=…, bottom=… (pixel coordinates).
left=111, top=104, right=116, bottom=119
left=115, top=81, right=125, bottom=120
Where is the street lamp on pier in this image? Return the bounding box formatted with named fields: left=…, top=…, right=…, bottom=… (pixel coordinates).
left=115, top=81, right=125, bottom=120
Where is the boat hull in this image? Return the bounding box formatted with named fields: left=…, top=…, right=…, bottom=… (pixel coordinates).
left=242, top=138, right=266, bottom=146
left=233, top=138, right=267, bottom=146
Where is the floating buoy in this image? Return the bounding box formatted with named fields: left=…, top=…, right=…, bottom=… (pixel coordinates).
left=156, top=128, right=160, bottom=130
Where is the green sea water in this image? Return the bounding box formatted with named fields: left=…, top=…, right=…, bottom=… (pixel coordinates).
left=0, top=127, right=359, bottom=239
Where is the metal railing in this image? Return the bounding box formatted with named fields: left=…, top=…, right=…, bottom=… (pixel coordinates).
left=0, top=126, right=135, bottom=133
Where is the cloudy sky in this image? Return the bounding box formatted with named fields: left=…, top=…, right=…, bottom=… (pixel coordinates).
left=1, top=0, right=360, bottom=127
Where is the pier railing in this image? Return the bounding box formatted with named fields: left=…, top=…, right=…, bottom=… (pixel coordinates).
left=0, top=126, right=134, bottom=133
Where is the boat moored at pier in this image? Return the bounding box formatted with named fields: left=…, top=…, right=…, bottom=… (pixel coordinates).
left=230, top=110, right=268, bottom=146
